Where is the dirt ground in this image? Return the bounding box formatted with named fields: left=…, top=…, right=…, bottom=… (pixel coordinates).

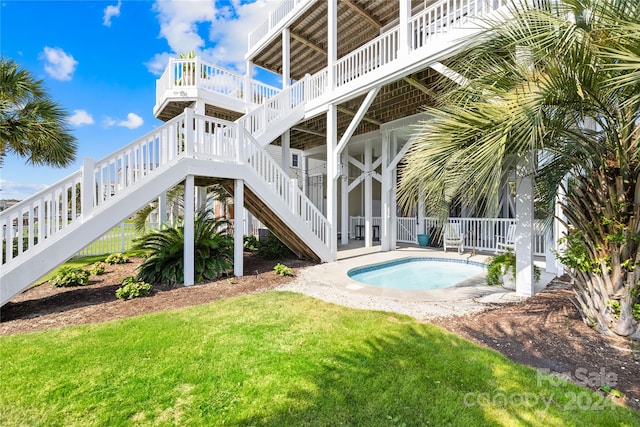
left=2, top=255, right=639, bottom=411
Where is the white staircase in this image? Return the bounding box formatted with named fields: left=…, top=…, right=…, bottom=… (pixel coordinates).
left=1, top=105, right=330, bottom=306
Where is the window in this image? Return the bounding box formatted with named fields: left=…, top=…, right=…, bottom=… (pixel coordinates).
left=291, top=153, right=300, bottom=168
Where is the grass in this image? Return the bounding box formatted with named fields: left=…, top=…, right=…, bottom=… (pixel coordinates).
left=1, top=292, right=638, bottom=426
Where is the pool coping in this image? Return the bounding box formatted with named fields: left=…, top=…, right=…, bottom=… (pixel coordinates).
left=285, top=247, right=555, bottom=303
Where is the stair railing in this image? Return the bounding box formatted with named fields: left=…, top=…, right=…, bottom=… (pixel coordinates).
left=239, top=127, right=329, bottom=247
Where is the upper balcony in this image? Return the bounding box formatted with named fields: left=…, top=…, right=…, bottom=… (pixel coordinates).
left=154, top=57, right=281, bottom=122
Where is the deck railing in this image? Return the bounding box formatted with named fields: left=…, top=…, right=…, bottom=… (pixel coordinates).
left=410, top=0, right=507, bottom=51
left=335, top=27, right=399, bottom=87
left=156, top=58, right=280, bottom=106
left=349, top=216, right=546, bottom=256
left=248, top=0, right=309, bottom=50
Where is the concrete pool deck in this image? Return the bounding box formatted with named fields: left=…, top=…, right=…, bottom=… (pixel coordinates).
left=278, top=245, right=557, bottom=321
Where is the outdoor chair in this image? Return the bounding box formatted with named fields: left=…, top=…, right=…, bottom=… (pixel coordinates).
left=443, top=223, right=464, bottom=254
left=496, top=223, right=516, bottom=253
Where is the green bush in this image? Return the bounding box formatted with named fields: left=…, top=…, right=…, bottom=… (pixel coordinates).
left=273, top=263, right=293, bottom=276
left=50, top=266, right=91, bottom=287
left=105, top=253, right=129, bottom=265
left=486, top=249, right=540, bottom=286
left=243, top=235, right=259, bottom=251
left=115, top=277, right=152, bottom=299
left=256, top=233, right=294, bottom=260
left=134, top=210, right=233, bottom=285
left=89, top=262, right=106, bottom=276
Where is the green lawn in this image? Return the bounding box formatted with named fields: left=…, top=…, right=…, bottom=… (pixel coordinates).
left=1, top=292, right=638, bottom=426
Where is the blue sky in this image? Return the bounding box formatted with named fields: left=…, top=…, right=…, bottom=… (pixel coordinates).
left=1, top=0, right=279, bottom=200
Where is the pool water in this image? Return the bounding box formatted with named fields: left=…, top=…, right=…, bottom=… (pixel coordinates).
left=348, top=258, right=486, bottom=290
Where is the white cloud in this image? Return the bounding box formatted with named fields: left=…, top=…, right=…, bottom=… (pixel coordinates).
left=118, top=113, right=144, bottom=129
left=102, top=117, right=117, bottom=128
left=204, top=0, right=275, bottom=70
left=145, top=52, right=173, bottom=76
left=41, top=47, right=77, bottom=81
left=148, top=0, right=277, bottom=75
left=68, top=110, right=94, bottom=126
left=153, top=0, right=217, bottom=55
left=0, top=180, right=47, bottom=200
left=103, top=1, right=122, bottom=27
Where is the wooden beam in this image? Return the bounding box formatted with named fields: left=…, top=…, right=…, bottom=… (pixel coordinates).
left=337, top=106, right=381, bottom=126
left=342, top=0, right=382, bottom=29
left=292, top=126, right=325, bottom=137
left=403, top=76, right=436, bottom=98
left=290, top=32, right=326, bottom=56
left=336, top=88, right=380, bottom=160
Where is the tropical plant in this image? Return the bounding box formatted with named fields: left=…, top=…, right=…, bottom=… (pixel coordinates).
left=133, top=209, right=233, bottom=285
left=105, top=253, right=129, bottom=265
left=115, top=276, right=152, bottom=300
left=398, top=0, right=640, bottom=337
left=0, top=58, right=76, bottom=167
left=486, top=249, right=540, bottom=287
left=50, top=266, right=90, bottom=287
left=133, top=184, right=230, bottom=233
left=273, top=263, right=293, bottom=277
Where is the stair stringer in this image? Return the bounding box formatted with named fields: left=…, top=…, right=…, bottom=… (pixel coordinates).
left=240, top=169, right=332, bottom=263
left=0, top=160, right=191, bottom=307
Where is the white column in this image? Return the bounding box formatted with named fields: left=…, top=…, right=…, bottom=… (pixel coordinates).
left=246, top=209, right=254, bottom=236
left=515, top=158, right=534, bottom=296
left=326, top=103, right=338, bottom=259
left=184, top=175, right=195, bottom=286
left=282, top=130, right=291, bottom=177
left=380, top=131, right=391, bottom=251
left=364, top=141, right=373, bottom=247
left=282, top=28, right=290, bottom=88
left=341, top=151, right=349, bottom=245
left=390, top=133, right=398, bottom=249
left=327, top=0, right=337, bottom=89
left=244, top=61, right=254, bottom=106
left=398, top=0, right=411, bottom=57
left=234, top=179, right=244, bottom=277
left=302, top=152, right=308, bottom=195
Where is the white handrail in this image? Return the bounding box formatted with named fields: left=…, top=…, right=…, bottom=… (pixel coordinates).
left=243, top=132, right=329, bottom=246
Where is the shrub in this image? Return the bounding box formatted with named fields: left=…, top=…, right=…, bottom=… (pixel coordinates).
left=115, top=276, right=152, bottom=299
left=256, top=233, right=294, bottom=260
left=105, top=253, right=129, bottom=265
left=273, top=263, right=293, bottom=276
left=486, top=249, right=541, bottom=286
left=89, top=262, right=106, bottom=275
left=50, top=266, right=90, bottom=287
left=134, top=210, right=233, bottom=285
left=243, top=235, right=259, bottom=251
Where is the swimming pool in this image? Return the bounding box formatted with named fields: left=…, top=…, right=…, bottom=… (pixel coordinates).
left=347, top=257, right=486, bottom=290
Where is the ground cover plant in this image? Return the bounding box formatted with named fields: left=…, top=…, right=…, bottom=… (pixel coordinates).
left=115, top=277, right=152, bottom=300
left=49, top=266, right=90, bottom=287
left=0, top=292, right=638, bottom=426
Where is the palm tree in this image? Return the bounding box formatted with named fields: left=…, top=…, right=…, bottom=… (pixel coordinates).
left=398, top=0, right=640, bottom=338
left=0, top=58, right=77, bottom=167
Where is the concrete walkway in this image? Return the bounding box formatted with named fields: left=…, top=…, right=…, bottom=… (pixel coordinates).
left=278, top=245, right=556, bottom=321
